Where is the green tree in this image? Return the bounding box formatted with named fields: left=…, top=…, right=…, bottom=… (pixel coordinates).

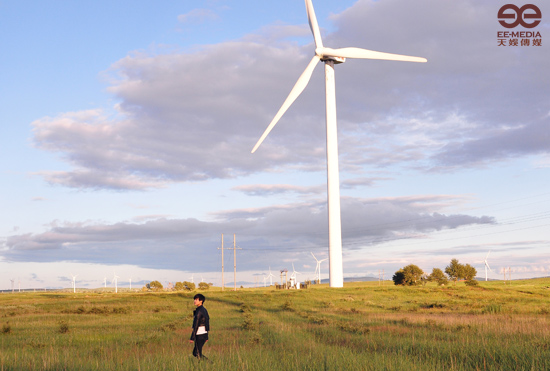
left=428, top=268, right=449, bottom=286
left=198, top=282, right=210, bottom=290
left=148, top=280, right=163, bottom=291
left=182, top=281, right=195, bottom=291
left=392, top=264, right=424, bottom=286
left=463, top=263, right=478, bottom=285
left=445, top=259, right=464, bottom=285
left=174, top=282, right=184, bottom=291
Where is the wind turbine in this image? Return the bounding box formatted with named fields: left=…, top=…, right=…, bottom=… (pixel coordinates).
left=129, top=277, right=132, bottom=291
left=112, top=273, right=120, bottom=293
left=291, top=263, right=301, bottom=279
left=267, top=267, right=275, bottom=286
left=10, top=278, right=15, bottom=293
left=70, top=274, right=78, bottom=293
left=291, top=263, right=302, bottom=289
left=263, top=275, right=268, bottom=287
left=251, top=0, right=427, bottom=288
left=311, top=252, right=328, bottom=285
left=189, top=274, right=194, bottom=284
left=484, top=250, right=493, bottom=281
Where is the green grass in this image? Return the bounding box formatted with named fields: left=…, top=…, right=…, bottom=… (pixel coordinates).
left=1, top=279, right=550, bottom=370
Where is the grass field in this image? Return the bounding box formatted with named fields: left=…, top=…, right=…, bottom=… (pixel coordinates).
left=1, top=278, right=550, bottom=370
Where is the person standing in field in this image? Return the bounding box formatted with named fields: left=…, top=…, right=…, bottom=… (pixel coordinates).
left=190, top=293, right=210, bottom=360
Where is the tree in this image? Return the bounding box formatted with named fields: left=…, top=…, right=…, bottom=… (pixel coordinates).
left=392, top=264, right=424, bottom=286
left=428, top=268, right=449, bottom=286
left=445, top=259, right=465, bottom=285
left=198, top=282, right=210, bottom=290
left=463, top=264, right=478, bottom=285
left=463, top=264, right=477, bottom=281
left=182, top=281, right=195, bottom=291
left=148, top=280, right=163, bottom=291
left=174, top=282, right=184, bottom=291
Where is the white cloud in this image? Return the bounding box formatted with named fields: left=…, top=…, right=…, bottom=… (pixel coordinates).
left=177, top=9, right=219, bottom=24
left=30, top=0, right=549, bottom=191
left=3, top=195, right=494, bottom=271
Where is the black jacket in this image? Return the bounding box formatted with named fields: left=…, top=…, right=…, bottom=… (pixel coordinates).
left=190, top=305, right=210, bottom=341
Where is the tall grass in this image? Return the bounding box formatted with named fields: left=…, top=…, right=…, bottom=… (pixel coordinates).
left=1, top=279, right=549, bottom=370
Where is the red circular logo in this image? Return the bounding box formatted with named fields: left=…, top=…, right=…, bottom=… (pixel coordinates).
left=498, top=4, right=542, bottom=28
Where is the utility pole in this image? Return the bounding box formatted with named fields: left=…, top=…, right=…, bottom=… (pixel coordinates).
left=218, top=234, right=225, bottom=291
left=232, top=234, right=241, bottom=291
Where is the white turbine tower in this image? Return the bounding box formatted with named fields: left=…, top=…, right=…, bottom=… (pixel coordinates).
left=484, top=250, right=493, bottom=281
left=291, top=263, right=302, bottom=289
left=263, top=275, right=268, bottom=287
left=251, top=0, right=427, bottom=288
left=189, top=274, right=194, bottom=284
left=112, top=273, right=120, bottom=293
left=70, top=274, right=78, bottom=293
left=267, top=267, right=275, bottom=286
left=129, top=277, right=132, bottom=291
left=311, top=252, right=328, bottom=285
left=10, top=278, right=15, bottom=293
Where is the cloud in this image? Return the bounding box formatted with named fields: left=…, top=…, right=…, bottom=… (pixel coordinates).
left=29, top=0, right=549, bottom=191
left=2, top=195, right=494, bottom=271
left=177, top=9, right=219, bottom=24
left=232, top=184, right=325, bottom=196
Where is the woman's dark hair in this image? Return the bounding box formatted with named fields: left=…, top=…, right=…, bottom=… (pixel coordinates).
left=194, top=293, right=206, bottom=303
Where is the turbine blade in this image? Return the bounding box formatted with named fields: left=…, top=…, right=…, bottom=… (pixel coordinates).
left=319, top=47, right=427, bottom=63
left=486, top=250, right=491, bottom=259
left=251, top=55, right=320, bottom=153
left=305, top=0, right=323, bottom=49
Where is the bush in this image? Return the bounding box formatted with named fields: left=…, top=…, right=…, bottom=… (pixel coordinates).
left=198, top=282, right=210, bottom=290
left=428, top=268, right=449, bottom=286
left=182, top=281, right=195, bottom=291
left=58, top=321, right=69, bottom=334
left=2, top=323, right=11, bottom=334
left=148, top=280, right=163, bottom=291
left=241, top=313, right=257, bottom=331
left=393, top=264, right=424, bottom=286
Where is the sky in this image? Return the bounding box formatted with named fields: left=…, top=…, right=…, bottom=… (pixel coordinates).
left=1, top=0, right=549, bottom=290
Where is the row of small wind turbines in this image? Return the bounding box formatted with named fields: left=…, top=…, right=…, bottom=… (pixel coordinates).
left=261, top=252, right=328, bottom=287
left=261, top=250, right=498, bottom=287
left=68, top=273, right=206, bottom=293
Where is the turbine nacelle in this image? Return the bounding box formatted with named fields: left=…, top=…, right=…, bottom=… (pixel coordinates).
left=316, top=48, right=346, bottom=63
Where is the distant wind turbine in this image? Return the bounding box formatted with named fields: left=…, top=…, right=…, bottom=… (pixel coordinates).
left=70, top=274, right=78, bottom=293
left=267, top=267, right=275, bottom=286
left=112, top=273, right=120, bottom=293
left=251, top=0, right=427, bottom=288
left=311, top=252, right=328, bottom=285
left=291, top=263, right=301, bottom=279
left=291, top=263, right=302, bottom=289
left=129, top=277, right=132, bottom=291
left=10, top=278, right=15, bottom=293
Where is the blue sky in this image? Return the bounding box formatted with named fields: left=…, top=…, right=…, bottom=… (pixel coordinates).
left=1, top=0, right=549, bottom=290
